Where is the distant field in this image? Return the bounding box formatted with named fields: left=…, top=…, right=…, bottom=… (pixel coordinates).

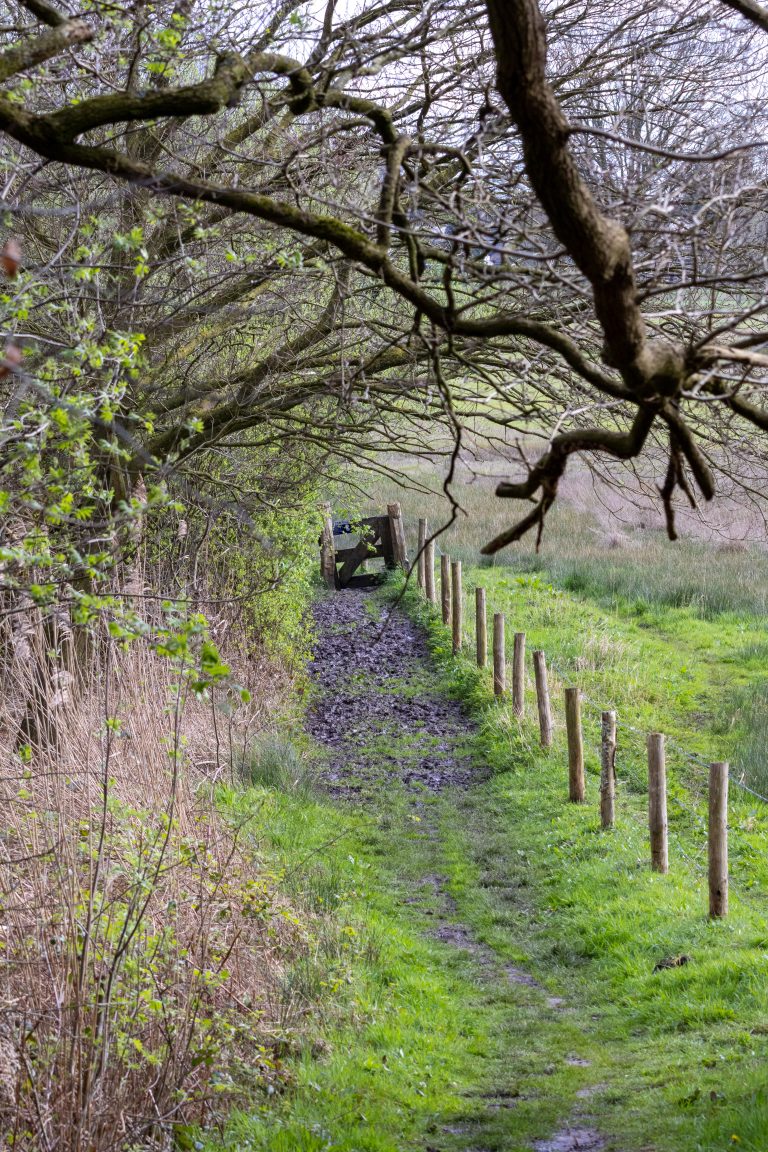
left=331, top=452, right=768, bottom=794
left=339, top=448, right=768, bottom=618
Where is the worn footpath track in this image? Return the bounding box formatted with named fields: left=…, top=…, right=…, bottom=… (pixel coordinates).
left=305, top=588, right=615, bottom=1152
left=307, top=588, right=476, bottom=796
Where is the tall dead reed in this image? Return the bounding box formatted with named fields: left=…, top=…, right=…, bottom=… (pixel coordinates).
left=0, top=619, right=305, bottom=1151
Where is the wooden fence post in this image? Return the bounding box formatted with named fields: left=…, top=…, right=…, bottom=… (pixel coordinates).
left=425, top=538, right=436, bottom=604
left=441, top=554, right=452, bottom=626
left=387, top=502, right=408, bottom=570
left=417, top=518, right=427, bottom=592
left=647, top=733, right=669, bottom=873
left=533, top=651, right=553, bottom=748
left=708, top=761, right=729, bottom=917
left=493, top=613, right=506, bottom=697
left=319, top=503, right=336, bottom=590
left=565, top=687, right=585, bottom=802
left=475, top=587, right=487, bottom=668
left=512, top=632, right=526, bottom=719
left=600, top=711, right=617, bottom=829
left=451, top=560, right=463, bottom=654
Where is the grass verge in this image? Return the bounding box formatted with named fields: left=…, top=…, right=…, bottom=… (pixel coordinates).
left=407, top=575, right=768, bottom=1150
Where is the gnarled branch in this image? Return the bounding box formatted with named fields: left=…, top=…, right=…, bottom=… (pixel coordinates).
left=482, top=406, right=656, bottom=554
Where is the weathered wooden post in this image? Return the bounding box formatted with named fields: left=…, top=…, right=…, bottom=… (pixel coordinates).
left=425, top=538, right=436, bottom=604
left=387, top=502, right=408, bottom=570
left=512, top=632, right=526, bottom=719
left=565, top=687, right=585, bottom=802
left=451, top=560, right=463, bottom=654
left=417, top=518, right=427, bottom=593
left=493, top=613, right=506, bottom=697
left=475, top=587, right=487, bottom=668
left=441, top=554, right=452, bottom=626
left=708, top=762, right=729, bottom=917
left=600, top=710, right=617, bottom=829
left=533, top=651, right=553, bottom=748
left=647, top=733, right=669, bottom=873
left=319, top=502, right=336, bottom=590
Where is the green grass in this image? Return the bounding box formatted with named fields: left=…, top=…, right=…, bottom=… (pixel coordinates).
left=724, top=680, right=768, bottom=798
left=212, top=770, right=586, bottom=1151
left=405, top=578, right=768, bottom=1149
left=206, top=572, right=768, bottom=1152
left=241, top=736, right=318, bottom=795
left=441, top=564, right=768, bottom=800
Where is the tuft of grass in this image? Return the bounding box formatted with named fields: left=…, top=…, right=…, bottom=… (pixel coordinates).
left=242, top=735, right=317, bottom=794
left=723, top=680, right=768, bottom=797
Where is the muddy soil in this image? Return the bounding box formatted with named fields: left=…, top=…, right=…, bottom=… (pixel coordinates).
left=307, top=589, right=477, bottom=795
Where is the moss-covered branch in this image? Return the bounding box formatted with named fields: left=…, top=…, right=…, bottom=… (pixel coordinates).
left=0, top=17, right=92, bottom=84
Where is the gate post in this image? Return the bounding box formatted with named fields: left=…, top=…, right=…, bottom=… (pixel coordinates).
left=387, top=502, right=408, bottom=570
left=319, top=503, right=336, bottom=589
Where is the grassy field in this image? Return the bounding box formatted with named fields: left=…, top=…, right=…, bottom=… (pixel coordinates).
left=413, top=574, right=768, bottom=1151
left=345, top=458, right=768, bottom=618
left=208, top=574, right=768, bottom=1151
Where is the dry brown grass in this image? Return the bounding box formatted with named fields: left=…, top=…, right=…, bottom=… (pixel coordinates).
left=348, top=449, right=768, bottom=616
left=0, top=620, right=307, bottom=1151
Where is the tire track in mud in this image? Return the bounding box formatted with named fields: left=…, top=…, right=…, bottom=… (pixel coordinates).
left=306, top=588, right=616, bottom=1152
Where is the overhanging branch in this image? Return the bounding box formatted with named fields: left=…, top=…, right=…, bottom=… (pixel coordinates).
left=717, top=0, right=768, bottom=34
left=482, top=406, right=656, bottom=554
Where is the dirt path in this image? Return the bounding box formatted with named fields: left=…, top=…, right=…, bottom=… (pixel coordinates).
left=306, top=588, right=616, bottom=1152
left=307, top=589, right=477, bottom=796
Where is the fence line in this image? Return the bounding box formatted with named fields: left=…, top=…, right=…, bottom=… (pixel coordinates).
left=410, top=537, right=768, bottom=917
left=542, top=652, right=767, bottom=803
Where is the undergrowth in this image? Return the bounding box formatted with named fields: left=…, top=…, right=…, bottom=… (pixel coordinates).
left=0, top=642, right=311, bottom=1149
left=0, top=500, right=322, bottom=1148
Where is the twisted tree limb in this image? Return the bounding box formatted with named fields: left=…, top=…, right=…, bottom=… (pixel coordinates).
left=482, top=406, right=656, bottom=554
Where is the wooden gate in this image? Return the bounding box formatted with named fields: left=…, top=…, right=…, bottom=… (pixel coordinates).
left=319, top=504, right=408, bottom=589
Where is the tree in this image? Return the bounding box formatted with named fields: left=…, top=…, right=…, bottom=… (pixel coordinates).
left=2, top=0, right=768, bottom=554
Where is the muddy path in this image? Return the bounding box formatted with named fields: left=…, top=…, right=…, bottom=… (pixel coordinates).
left=306, top=588, right=617, bottom=1152
left=306, top=589, right=477, bottom=796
